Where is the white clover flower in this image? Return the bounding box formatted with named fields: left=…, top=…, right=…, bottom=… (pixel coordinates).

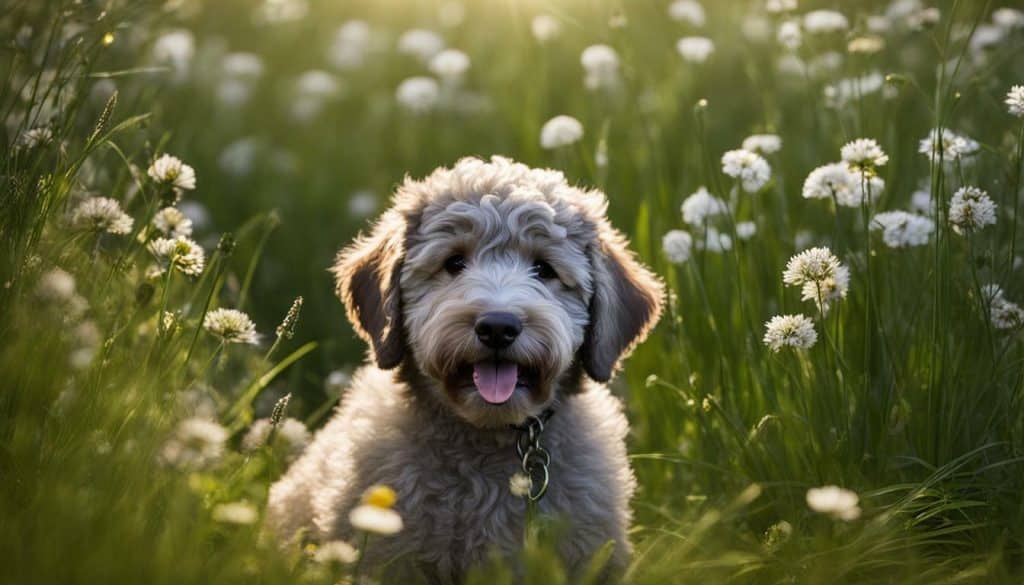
left=36, top=268, right=76, bottom=303
left=350, top=485, right=403, bottom=535
left=991, top=297, right=1024, bottom=330
left=161, top=418, right=228, bottom=469
left=241, top=417, right=311, bottom=458
left=395, top=76, right=440, bottom=114
left=668, top=0, right=706, bottom=26
left=509, top=472, right=533, bottom=498
left=763, top=314, right=817, bottom=352
left=313, top=541, right=359, bottom=564
left=531, top=14, right=562, bottom=43
left=681, top=186, right=726, bottom=226
left=871, top=211, right=935, bottom=248
left=841, top=138, right=888, bottom=172
left=152, top=207, right=193, bottom=238
left=777, top=20, right=802, bottom=50
left=539, top=115, right=584, bottom=149
left=204, top=308, right=259, bottom=344
left=918, top=128, right=980, bottom=162
left=428, top=49, right=470, bottom=80
left=1006, top=85, right=1024, bottom=118
left=71, top=196, right=133, bottom=235
left=800, top=264, right=849, bottom=315
left=397, top=28, right=445, bottom=62
left=580, top=44, right=620, bottom=90
left=736, top=221, right=757, bottom=241
left=149, top=236, right=206, bottom=277
left=949, top=186, right=997, bottom=234
left=722, top=149, right=772, bottom=193
left=803, top=9, right=849, bottom=34
left=212, top=501, right=258, bottom=525
left=806, top=485, right=861, bottom=521
left=698, top=226, right=733, bottom=253
left=765, top=0, right=797, bottom=14
left=801, top=162, right=882, bottom=207
left=741, top=134, right=782, bottom=154
left=147, top=154, right=196, bottom=191
left=662, top=230, right=694, bottom=264
left=676, top=36, right=715, bottom=63
left=16, top=127, right=53, bottom=150
left=783, top=246, right=842, bottom=286
left=993, top=8, right=1024, bottom=30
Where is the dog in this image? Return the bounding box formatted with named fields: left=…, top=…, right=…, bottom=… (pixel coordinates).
left=267, top=156, right=663, bottom=582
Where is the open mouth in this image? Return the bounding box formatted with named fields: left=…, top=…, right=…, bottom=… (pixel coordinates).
left=451, top=360, right=540, bottom=404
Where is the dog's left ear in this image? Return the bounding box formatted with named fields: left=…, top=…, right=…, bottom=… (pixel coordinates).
left=581, top=226, right=665, bottom=383
left=332, top=212, right=406, bottom=369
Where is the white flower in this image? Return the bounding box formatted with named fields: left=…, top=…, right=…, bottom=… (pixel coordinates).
left=991, top=297, right=1024, bottom=330
left=222, top=52, right=264, bottom=80
left=681, top=186, right=726, bottom=226
left=949, top=186, right=997, bottom=234
left=539, top=115, right=584, bottom=149
left=803, top=9, right=849, bottom=34
left=147, top=154, right=196, bottom=191
left=800, top=264, right=849, bottom=315
left=429, top=49, right=470, bottom=80
left=742, top=134, right=782, bottom=154
left=1006, top=85, right=1024, bottom=118
left=580, top=44, right=620, bottom=90
left=325, top=369, right=352, bottom=395
left=765, top=0, right=797, bottom=14
left=971, top=24, right=1006, bottom=53
left=204, top=308, right=259, bottom=344
left=152, top=29, right=194, bottom=81
left=212, top=501, right=258, bottom=525
left=161, top=418, right=228, bottom=468
left=870, top=211, right=935, bottom=248
left=509, top=472, right=533, bottom=498
left=763, top=314, right=817, bottom=352
left=16, top=127, right=53, bottom=150
left=676, top=36, right=715, bottom=63
left=721, top=149, right=772, bottom=193
left=348, top=190, right=378, bottom=217
left=152, top=207, right=193, bottom=238
left=783, top=246, right=842, bottom=287
left=840, top=138, right=888, bottom=172
left=847, top=36, right=885, bottom=54
left=350, top=505, right=403, bottom=535
left=993, top=8, right=1024, bottom=30
left=36, top=268, right=76, bottom=303
left=777, top=20, right=802, bottom=50
left=910, top=188, right=934, bottom=215
left=397, top=28, right=444, bottom=62
left=328, top=20, right=373, bottom=70
left=801, top=162, right=883, bottom=207
left=312, top=541, right=359, bottom=564
left=296, top=70, right=342, bottom=101
left=257, top=0, right=308, bottom=24
left=698, top=227, right=733, bottom=253
left=531, top=15, right=562, bottom=43
left=71, top=197, right=133, bottom=235
left=662, top=230, right=694, bottom=264
left=918, top=128, right=980, bottom=162
left=149, top=236, right=206, bottom=277
left=736, top=221, right=757, bottom=241
left=806, top=485, right=861, bottom=521
left=395, top=76, right=440, bottom=114
left=826, top=72, right=885, bottom=106
left=241, top=417, right=310, bottom=458
left=668, top=0, right=706, bottom=26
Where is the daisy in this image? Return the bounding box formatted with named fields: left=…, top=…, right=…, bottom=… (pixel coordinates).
left=204, top=308, right=259, bottom=345
left=350, top=485, right=403, bottom=535
left=948, top=186, right=997, bottom=234
left=395, top=76, right=440, bottom=114
left=741, top=134, right=782, bottom=154
left=870, top=210, right=935, bottom=248
left=721, top=149, right=772, bottom=193
left=763, top=314, right=817, bottom=352
left=841, top=138, right=888, bottom=173
left=806, top=485, right=861, bottom=521
left=662, top=230, right=694, bottom=264
left=1006, top=85, right=1024, bottom=118
left=149, top=236, right=206, bottom=277
left=147, top=154, right=196, bottom=191
left=152, top=206, right=193, bottom=238
left=71, top=196, right=133, bottom=235
left=676, top=36, right=714, bottom=63
left=681, top=186, right=726, bottom=226
left=539, top=115, right=584, bottom=149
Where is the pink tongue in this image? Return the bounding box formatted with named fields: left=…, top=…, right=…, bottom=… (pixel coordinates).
left=472, top=361, right=519, bottom=404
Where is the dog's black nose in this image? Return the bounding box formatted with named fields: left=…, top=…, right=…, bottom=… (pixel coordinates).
left=474, top=312, right=523, bottom=349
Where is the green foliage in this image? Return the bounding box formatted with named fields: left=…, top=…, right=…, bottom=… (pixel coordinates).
left=2, top=0, right=1024, bottom=583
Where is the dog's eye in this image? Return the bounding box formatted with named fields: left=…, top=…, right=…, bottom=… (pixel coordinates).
left=531, top=260, right=558, bottom=280
left=444, top=254, right=467, bottom=276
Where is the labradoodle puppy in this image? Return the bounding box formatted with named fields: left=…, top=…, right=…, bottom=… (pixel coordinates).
left=267, top=155, right=663, bottom=581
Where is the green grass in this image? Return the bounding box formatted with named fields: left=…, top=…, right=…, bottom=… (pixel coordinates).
left=2, top=0, right=1024, bottom=582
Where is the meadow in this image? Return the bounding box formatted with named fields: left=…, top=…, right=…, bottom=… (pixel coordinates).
left=3, top=0, right=1024, bottom=582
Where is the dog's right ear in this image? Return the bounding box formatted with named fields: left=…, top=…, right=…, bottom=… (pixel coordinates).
left=332, top=212, right=406, bottom=369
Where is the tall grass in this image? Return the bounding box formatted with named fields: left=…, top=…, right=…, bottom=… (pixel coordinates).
left=2, top=0, right=1024, bottom=583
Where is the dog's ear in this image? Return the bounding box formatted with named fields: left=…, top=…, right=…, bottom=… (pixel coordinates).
left=581, top=226, right=664, bottom=383
left=332, top=212, right=406, bottom=369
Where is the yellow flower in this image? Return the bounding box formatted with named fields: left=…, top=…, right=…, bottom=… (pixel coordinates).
left=362, top=484, right=397, bottom=509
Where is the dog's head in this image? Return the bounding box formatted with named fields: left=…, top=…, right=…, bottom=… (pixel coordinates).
left=333, top=156, right=663, bottom=427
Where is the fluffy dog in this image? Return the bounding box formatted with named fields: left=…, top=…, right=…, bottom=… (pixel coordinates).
left=267, top=156, right=663, bottom=581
